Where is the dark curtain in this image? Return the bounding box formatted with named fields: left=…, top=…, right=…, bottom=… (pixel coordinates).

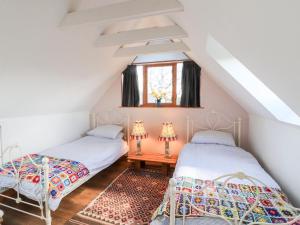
left=122, top=65, right=140, bottom=107
left=180, top=61, right=201, bottom=107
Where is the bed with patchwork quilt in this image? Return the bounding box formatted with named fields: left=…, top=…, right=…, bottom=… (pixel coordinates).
left=151, top=143, right=300, bottom=225
left=0, top=135, right=128, bottom=212
left=0, top=154, right=90, bottom=210
left=152, top=176, right=300, bottom=225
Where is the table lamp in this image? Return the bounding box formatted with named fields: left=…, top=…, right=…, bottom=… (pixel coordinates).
left=130, top=120, right=148, bottom=155
left=159, top=122, right=177, bottom=158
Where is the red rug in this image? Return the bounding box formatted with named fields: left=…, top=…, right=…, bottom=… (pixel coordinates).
left=65, top=168, right=169, bottom=225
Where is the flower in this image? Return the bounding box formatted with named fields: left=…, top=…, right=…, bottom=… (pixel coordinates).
left=151, top=89, right=166, bottom=100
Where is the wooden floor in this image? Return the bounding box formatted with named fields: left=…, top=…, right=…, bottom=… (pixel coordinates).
left=1, top=157, right=130, bottom=225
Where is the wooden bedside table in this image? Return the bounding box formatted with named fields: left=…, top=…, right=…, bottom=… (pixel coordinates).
left=127, top=152, right=177, bottom=176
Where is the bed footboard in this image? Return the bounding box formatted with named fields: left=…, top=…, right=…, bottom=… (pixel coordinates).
left=0, top=210, right=3, bottom=225
left=168, top=172, right=300, bottom=225
left=0, top=146, right=52, bottom=225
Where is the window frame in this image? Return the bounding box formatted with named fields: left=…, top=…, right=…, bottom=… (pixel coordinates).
left=142, top=62, right=178, bottom=107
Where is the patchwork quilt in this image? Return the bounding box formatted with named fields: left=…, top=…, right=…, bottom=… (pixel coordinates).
left=0, top=154, right=89, bottom=210
left=153, top=177, right=300, bottom=224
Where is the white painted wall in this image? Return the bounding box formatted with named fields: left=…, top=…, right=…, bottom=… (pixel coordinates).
left=0, top=112, right=90, bottom=162
left=93, top=71, right=248, bottom=156
left=248, top=114, right=300, bottom=207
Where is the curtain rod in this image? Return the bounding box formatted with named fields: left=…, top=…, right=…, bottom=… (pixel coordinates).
left=131, top=59, right=191, bottom=66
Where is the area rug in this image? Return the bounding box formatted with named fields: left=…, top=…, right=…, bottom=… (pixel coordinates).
left=65, top=168, right=169, bottom=225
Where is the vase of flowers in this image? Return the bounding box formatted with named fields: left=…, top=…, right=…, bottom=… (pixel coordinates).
left=156, top=98, right=161, bottom=107
left=151, top=89, right=166, bottom=107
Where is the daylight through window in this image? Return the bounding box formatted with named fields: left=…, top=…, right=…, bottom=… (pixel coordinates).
left=137, top=62, right=183, bottom=107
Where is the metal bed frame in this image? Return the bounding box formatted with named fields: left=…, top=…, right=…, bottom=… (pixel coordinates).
left=186, top=110, right=242, bottom=146
left=0, top=110, right=129, bottom=225
left=167, top=110, right=300, bottom=225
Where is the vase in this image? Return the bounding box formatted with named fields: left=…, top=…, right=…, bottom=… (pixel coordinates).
left=156, top=99, right=161, bottom=107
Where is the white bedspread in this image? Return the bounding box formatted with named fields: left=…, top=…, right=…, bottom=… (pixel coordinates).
left=42, top=136, right=128, bottom=173
left=174, top=143, right=279, bottom=188
left=0, top=136, right=128, bottom=211
left=151, top=143, right=280, bottom=225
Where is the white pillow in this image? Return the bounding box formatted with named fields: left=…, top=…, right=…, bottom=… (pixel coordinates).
left=87, top=125, right=123, bottom=139
left=191, top=130, right=236, bottom=146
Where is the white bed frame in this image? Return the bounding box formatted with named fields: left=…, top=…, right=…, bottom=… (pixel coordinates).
left=0, top=110, right=129, bottom=225
left=167, top=110, right=300, bottom=225
left=186, top=110, right=242, bottom=147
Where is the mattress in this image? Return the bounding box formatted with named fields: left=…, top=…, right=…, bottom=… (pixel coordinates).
left=42, top=136, right=128, bottom=173
left=0, top=136, right=128, bottom=211
left=174, top=143, right=279, bottom=188
left=151, top=143, right=280, bottom=225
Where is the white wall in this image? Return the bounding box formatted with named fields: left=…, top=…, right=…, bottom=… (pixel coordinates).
left=93, top=71, right=248, bottom=156
left=248, top=114, right=300, bottom=207
left=0, top=112, right=90, bottom=162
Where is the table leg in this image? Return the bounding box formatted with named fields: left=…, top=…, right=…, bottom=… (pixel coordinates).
left=140, top=161, right=146, bottom=169
left=135, top=161, right=141, bottom=172
left=161, top=164, right=169, bottom=176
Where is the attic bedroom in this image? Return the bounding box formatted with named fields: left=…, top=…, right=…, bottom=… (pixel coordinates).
left=0, top=0, right=299, bottom=225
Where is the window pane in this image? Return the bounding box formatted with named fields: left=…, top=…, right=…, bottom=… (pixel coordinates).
left=147, top=66, right=173, bottom=103
left=176, top=63, right=183, bottom=105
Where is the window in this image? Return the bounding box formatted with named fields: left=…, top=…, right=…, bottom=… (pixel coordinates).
left=207, top=35, right=300, bottom=126
left=137, top=62, right=183, bottom=107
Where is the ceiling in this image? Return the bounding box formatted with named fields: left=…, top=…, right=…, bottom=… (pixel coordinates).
left=0, top=0, right=299, bottom=126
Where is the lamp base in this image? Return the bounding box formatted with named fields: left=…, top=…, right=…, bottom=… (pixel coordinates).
left=164, top=141, right=171, bottom=158
left=164, top=154, right=171, bottom=159
left=136, top=151, right=143, bottom=156
left=136, top=140, right=143, bottom=156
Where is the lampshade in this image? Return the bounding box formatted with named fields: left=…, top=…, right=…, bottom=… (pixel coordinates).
left=159, top=122, right=177, bottom=142
left=131, top=120, right=148, bottom=140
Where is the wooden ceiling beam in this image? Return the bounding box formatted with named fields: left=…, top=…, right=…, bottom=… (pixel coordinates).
left=61, top=0, right=183, bottom=27
left=96, top=25, right=188, bottom=47
left=113, top=42, right=190, bottom=57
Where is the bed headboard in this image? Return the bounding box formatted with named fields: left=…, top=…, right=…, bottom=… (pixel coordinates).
left=187, top=110, right=242, bottom=147
left=90, top=110, right=130, bottom=144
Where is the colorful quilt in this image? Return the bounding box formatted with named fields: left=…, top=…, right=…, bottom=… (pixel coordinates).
left=0, top=154, right=89, bottom=200
left=153, top=177, right=300, bottom=224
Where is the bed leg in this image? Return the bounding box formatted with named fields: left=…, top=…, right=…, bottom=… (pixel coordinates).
left=44, top=203, right=51, bottom=225
left=45, top=209, right=51, bottom=225
left=0, top=209, right=3, bottom=224
left=42, top=157, right=52, bottom=225
left=169, top=178, right=176, bottom=225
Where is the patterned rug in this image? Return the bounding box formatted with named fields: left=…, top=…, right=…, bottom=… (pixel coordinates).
left=65, top=168, right=169, bottom=225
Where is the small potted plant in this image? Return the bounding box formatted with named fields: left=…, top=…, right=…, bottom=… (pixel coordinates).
left=151, top=89, right=166, bottom=107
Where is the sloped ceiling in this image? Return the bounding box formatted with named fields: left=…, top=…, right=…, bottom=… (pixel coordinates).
left=171, top=0, right=300, bottom=120
left=0, top=0, right=130, bottom=117
left=1, top=0, right=300, bottom=124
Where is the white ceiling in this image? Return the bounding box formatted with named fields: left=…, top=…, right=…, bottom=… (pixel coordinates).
left=0, top=0, right=299, bottom=125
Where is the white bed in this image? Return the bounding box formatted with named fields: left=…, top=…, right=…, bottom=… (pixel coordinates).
left=0, top=110, right=130, bottom=225
left=41, top=135, right=128, bottom=210
left=0, top=133, right=128, bottom=211
left=174, top=143, right=279, bottom=188
left=152, top=111, right=300, bottom=225
left=42, top=135, right=128, bottom=175
left=151, top=143, right=281, bottom=225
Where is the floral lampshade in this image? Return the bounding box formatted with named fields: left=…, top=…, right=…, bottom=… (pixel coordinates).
left=130, top=121, right=148, bottom=140
left=159, top=122, right=177, bottom=142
